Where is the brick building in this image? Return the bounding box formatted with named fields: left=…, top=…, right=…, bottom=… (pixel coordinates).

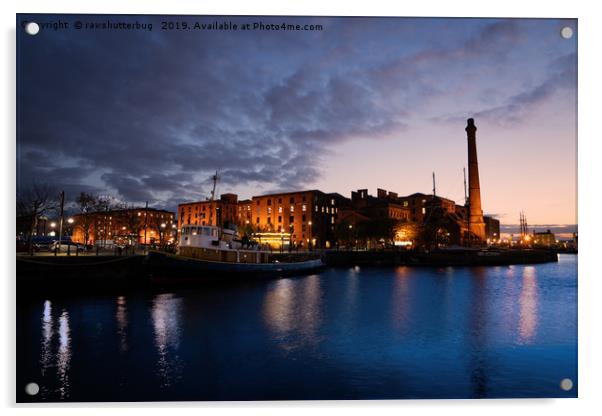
left=245, top=190, right=341, bottom=249
left=71, top=207, right=175, bottom=246
left=178, top=193, right=239, bottom=230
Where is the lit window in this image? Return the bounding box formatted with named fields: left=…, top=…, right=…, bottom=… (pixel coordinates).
left=278, top=206, right=282, bottom=213
left=331, top=217, right=335, bottom=224
left=268, top=207, right=272, bottom=214
left=290, top=206, right=294, bottom=212
left=302, top=205, right=307, bottom=212
left=422, top=207, right=426, bottom=214
left=331, top=199, right=335, bottom=205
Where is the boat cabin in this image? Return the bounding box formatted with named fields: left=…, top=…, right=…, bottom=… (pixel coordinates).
left=179, top=224, right=221, bottom=249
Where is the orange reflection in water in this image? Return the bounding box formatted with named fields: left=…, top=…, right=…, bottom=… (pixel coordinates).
left=518, top=266, right=539, bottom=344
left=391, top=267, right=411, bottom=332
left=151, top=293, right=183, bottom=387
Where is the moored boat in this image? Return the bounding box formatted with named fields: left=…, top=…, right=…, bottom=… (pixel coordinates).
left=146, top=223, right=324, bottom=278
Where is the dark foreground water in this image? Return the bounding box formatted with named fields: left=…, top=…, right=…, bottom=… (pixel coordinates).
left=16, top=254, right=577, bottom=401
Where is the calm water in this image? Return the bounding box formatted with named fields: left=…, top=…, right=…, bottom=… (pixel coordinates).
left=16, top=254, right=578, bottom=401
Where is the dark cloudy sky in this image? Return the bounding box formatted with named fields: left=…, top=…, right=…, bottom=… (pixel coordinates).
left=16, top=15, right=577, bottom=225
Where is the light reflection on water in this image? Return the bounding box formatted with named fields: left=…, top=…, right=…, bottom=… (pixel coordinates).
left=37, top=300, right=72, bottom=399
left=151, top=293, right=183, bottom=387
left=39, top=300, right=53, bottom=376
left=262, top=274, right=323, bottom=351
left=19, top=255, right=577, bottom=401
left=56, top=310, right=71, bottom=399
left=116, top=296, right=129, bottom=353
left=518, top=266, right=539, bottom=344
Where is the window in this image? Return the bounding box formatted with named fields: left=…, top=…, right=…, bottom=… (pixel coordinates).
left=315, top=206, right=318, bottom=212
left=289, top=197, right=294, bottom=203
left=278, top=206, right=282, bottom=213
left=278, top=216, right=282, bottom=223
left=331, top=198, right=335, bottom=205
left=267, top=199, right=272, bottom=206
left=267, top=217, right=271, bottom=224
left=289, top=215, right=294, bottom=223
left=257, top=200, right=260, bottom=205
left=278, top=198, right=282, bottom=204
left=302, top=204, right=307, bottom=212
left=290, top=206, right=294, bottom=212
left=331, top=216, right=335, bottom=224
left=268, top=207, right=272, bottom=214
left=302, top=214, right=306, bottom=222
left=422, top=207, right=426, bottom=214
left=302, top=196, right=307, bottom=202
left=256, top=217, right=260, bottom=224
left=403, top=201, right=409, bottom=207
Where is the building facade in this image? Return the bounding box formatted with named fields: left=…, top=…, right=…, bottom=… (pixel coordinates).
left=71, top=207, right=175, bottom=246
left=246, top=190, right=340, bottom=249
left=178, top=193, right=239, bottom=230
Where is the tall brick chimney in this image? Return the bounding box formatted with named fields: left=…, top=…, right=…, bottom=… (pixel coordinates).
left=465, top=118, right=486, bottom=242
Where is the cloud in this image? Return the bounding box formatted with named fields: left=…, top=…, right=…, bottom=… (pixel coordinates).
left=16, top=16, right=574, bottom=213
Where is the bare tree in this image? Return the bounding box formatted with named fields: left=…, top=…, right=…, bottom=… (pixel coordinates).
left=16, top=184, right=58, bottom=255
left=116, top=204, right=143, bottom=246
left=74, top=192, right=97, bottom=246
left=149, top=213, right=169, bottom=248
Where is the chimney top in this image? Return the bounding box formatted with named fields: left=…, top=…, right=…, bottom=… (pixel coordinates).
left=465, top=118, right=477, bottom=133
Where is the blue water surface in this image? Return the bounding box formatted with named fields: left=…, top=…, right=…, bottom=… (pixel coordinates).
left=16, top=254, right=578, bottom=401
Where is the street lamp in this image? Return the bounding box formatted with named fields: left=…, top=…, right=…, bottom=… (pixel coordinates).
left=160, top=223, right=166, bottom=247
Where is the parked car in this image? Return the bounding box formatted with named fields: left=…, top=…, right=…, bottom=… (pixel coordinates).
left=49, top=241, right=84, bottom=253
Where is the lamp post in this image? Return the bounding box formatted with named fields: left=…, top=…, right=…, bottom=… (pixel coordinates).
left=308, top=221, right=313, bottom=251
left=160, top=223, right=166, bottom=249
left=66, top=217, right=75, bottom=255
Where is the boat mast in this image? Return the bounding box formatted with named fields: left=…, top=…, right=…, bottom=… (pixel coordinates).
left=209, top=170, right=220, bottom=202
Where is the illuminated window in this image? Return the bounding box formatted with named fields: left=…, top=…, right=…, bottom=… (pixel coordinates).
left=268, top=207, right=272, bottom=214
left=422, top=207, right=426, bottom=214
left=290, top=206, right=294, bottom=212
left=331, top=217, right=335, bottom=224
left=315, top=206, right=318, bottom=212
left=331, top=199, right=335, bottom=205
left=278, top=206, right=282, bottom=213
left=302, top=204, right=307, bottom=212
